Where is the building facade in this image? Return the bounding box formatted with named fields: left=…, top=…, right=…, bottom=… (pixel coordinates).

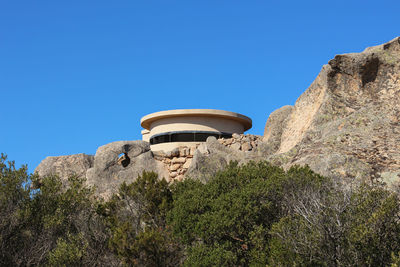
left=140, top=109, right=252, bottom=151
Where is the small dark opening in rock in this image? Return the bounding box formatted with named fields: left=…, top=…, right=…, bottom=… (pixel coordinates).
left=360, top=57, right=379, bottom=86
left=118, top=152, right=130, bottom=168
left=383, top=43, right=391, bottom=50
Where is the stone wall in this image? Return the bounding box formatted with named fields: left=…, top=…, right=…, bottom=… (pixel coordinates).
left=152, top=134, right=263, bottom=182
left=152, top=145, right=197, bottom=182
left=217, top=133, right=262, bottom=152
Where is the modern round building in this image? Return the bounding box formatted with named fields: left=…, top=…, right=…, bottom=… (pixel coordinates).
left=140, top=109, right=252, bottom=152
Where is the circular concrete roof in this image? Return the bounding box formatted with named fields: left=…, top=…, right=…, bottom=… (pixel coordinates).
left=140, top=109, right=252, bottom=131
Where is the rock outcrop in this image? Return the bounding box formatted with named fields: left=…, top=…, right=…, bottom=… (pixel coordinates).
left=263, top=105, right=294, bottom=154
left=35, top=141, right=167, bottom=199
left=186, top=135, right=267, bottom=182
left=85, top=141, right=167, bottom=199
left=35, top=37, right=400, bottom=195
left=265, top=37, right=400, bottom=187
left=35, top=153, right=94, bottom=182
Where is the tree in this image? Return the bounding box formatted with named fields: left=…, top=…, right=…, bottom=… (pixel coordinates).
left=0, top=152, right=116, bottom=266
left=3, top=152, right=400, bottom=266
left=100, top=171, right=182, bottom=266
left=168, top=161, right=327, bottom=266
left=269, top=182, right=400, bottom=266
left=23, top=174, right=117, bottom=266
left=0, top=153, right=31, bottom=265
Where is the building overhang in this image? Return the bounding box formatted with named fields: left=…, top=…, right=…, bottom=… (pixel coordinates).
left=140, top=109, right=252, bottom=131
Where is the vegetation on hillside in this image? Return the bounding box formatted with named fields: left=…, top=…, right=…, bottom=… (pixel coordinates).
left=1, top=153, right=400, bottom=266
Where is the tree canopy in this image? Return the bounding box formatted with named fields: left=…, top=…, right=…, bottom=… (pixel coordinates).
left=1, top=153, right=400, bottom=266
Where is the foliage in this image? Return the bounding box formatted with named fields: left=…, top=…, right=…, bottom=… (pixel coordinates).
left=391, top=252, right=400, bottom=267
left=0, top=153, right=31, bottom=265
left=168, top=161, right=326, bottom=266
left=47, top=233, right=88, bottom=266
left=2, top=153, right=400, bottom=266
left=100, top=171, right=182, bottom=266
left=22, top=174, right=113, bottom=265
left=269, top=182, right=400, bottom=266
left=0, top=154, right=116, bottom=266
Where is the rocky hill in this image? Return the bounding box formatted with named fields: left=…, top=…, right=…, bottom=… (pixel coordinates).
left=35, top=37, right=400, bottom=198
left=263, top=36, right=400, bottom=187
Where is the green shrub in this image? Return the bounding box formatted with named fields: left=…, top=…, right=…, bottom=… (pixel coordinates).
left=168, top=161, right=327, bottom=266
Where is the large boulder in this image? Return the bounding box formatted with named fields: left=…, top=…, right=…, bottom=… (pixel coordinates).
left=34, top=153, right=94, bottom=181
left=264, top=37, right=400, bottom=187
left=86, top=141, right=167, bottom=199
left=35, top=141, right=168, bottom=199
left=262, top=105, right=293, bottom=154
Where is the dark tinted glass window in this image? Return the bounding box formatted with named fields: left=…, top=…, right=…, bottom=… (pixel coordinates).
left=171, top=133, right=194, bottom=142
left=151, top=134, right=170, bottom=145
left=194, top=133, right=209, bottom=142
left=150, top=131, right=232, bottom=145
left=160, top=135, right=170, bottom=143
left=221, top=133, right=232, bottom=139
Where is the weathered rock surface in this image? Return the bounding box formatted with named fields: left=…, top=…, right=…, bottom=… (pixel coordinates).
left=35, top=37, right=400, bottom=194
left=263, top=105, right=294, bottom=154
left=35, top=153, right=94, bottom=180
left=85, top=141, right=167, bottom=199
left=35, top=141, right=168, bottom=199
left=186, top=136, right=267, bottom=182
left=265, top=37, right=400, bottom=187
left=184, top=37, right=400, bottom=187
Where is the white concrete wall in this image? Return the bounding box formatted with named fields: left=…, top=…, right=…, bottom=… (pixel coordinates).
left=150, top=142, right=202, bottom=152
left=141, top=129, right=150, bottom=142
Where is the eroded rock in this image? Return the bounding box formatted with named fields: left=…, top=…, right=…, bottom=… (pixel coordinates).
left=86, top=141, right=168, bottom=199
left=34, top=153, right=94, bottom=183
left=265, top=37, right=400, bottom=187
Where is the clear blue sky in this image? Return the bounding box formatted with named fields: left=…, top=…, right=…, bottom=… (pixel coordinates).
left=1, top=0, right=399, bottom=173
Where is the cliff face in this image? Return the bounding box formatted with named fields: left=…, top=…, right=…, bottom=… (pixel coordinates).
left=35, top=37, right=400, bottom=197
left=265, top=37, right=400, bottom=186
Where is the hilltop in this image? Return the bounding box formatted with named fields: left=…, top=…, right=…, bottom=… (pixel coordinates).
left=36, top=37, right=400, bottom=197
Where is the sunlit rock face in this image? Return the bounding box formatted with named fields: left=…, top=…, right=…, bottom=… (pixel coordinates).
left=85, top=141, right=167, bottom=199
left=264, top=37, right=400, bottom=187
left=35, top=153, right=94, bottom=184
left=35, top=141, right=167, bottom=199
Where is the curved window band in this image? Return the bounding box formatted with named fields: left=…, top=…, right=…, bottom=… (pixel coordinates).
left=149, top=131, right=232, bottom=145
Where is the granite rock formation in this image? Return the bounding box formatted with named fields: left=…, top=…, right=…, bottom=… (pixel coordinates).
left=86, top=141, right=168, bottom=199
left=186, top=37, right=400, bottom=187
left=186, top=135, right=266, bottom=182
left=35, top=141, right=167, bottom=199
left=265, top=37, right=400, bottom=187
left=35, top=153, right=94, bottom=183
left=35, top=37, right=400, bottom=195
left=262, top=105, right=294, bottom=154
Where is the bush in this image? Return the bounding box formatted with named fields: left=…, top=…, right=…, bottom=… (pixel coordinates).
left=0, top=154, right=116, bottom=266
left=0, top=153, right=31, bottom=265
left=101, top=171, right=182, bottom=266
left=168, top=161, right=327, bottom=266
left=269, top=182, right=400, bottom=266
left=3, top=153, right=400, bottom=266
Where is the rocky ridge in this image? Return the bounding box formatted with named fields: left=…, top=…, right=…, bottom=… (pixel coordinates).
left=264, top=36, right=400, bottom=186
left=35, top=134, right=264, bottom=197
left=35, top=37, right=400, bottom=197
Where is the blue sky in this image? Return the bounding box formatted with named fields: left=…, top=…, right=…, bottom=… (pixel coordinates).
left=1, top=0, right=399, bottom=173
